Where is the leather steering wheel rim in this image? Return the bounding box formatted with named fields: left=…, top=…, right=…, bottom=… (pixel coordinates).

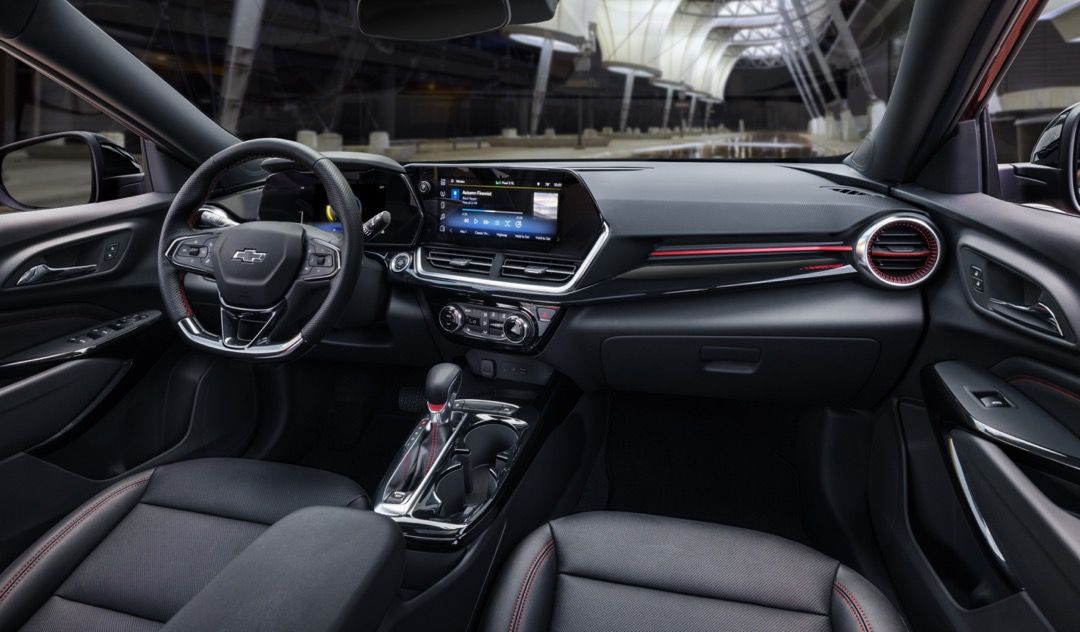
left=157, top=138, right=364, bottom=360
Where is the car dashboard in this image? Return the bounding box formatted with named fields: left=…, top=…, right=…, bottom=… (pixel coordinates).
left=205, top=153, right=939, bottom=408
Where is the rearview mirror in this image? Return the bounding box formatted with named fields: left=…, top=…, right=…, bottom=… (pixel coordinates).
left=358, top=0, right=557, bottom=41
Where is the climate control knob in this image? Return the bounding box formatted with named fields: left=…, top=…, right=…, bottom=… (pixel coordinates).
left=438, top=305, right=463, bottom=333
left=502, top=314, right=532, bottom=344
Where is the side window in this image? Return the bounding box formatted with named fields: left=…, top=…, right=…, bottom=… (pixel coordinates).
left=0, top=52, right=144, bottom=213
left=990, top=16, right=1079, bottom=164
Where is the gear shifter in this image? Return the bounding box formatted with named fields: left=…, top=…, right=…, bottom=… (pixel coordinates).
left=376, top=363, right=463, bottom=505
left=425, top=362, right=462, bottom=426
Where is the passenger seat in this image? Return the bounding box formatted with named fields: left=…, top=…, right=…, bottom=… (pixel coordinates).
left=482, top=512, right=907, bottom=632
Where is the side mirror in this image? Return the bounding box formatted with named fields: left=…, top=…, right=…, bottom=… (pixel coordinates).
left=0, top=131, right=142, bottom=211
left=1030, top=102, right=1080, bottom=211
left=359, top=0, right=557, bottom=41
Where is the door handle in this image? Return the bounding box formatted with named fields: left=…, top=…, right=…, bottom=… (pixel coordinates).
left=16, top=263, right=98, bottom=286
left=988, top=298, right=1063, bottom=337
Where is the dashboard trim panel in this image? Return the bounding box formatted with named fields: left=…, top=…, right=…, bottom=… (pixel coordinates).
left=412, top=222, right=610, bottom=295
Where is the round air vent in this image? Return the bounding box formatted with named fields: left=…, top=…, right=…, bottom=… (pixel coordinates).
left=855, top=214, right=943, bottom=288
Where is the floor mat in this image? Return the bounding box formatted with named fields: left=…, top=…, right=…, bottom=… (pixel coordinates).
left=604, top=393, right=808, bottom=545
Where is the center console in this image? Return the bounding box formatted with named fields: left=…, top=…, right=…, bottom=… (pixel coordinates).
left=374, top=363, right=535, bottom=544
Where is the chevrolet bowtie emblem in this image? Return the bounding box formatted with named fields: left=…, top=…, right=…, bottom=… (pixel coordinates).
left=232, top=248, right=267, bottom=264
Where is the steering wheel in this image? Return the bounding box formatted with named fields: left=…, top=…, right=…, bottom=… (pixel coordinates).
left=157, top=139, right=364, bottom=361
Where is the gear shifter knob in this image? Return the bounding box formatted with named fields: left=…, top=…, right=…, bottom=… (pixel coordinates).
left=425, top=363, right=462, bottom=422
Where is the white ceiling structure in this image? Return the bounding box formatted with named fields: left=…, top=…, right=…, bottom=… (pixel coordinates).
left=505, top=0, right=601, bottom=53
left=594, top=0, right=684, bottom=77
left=545, top=0, right=836, bottom=75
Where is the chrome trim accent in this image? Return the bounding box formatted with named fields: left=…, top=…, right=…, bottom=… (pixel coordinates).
left=218, top=299, right=280, bottom=350
left=948, top=436, right=1008, bottom=566
left=0, top=310, right=163, bottom=369
left=375, top=410, right=469, bottom=517
left=854, top=213, right=943, bottom=289
left=988, top=298, right=1064, bottom=338
left=177, top=316, right=306, bottom=359
left=971, top=417, right=1080, bottom=472
left=413, top=222, right=610, bottom=295
left=374, top=408, right=528, bottom=540
left=17, top=263, right=98, bottom=286
left=453, top=399, right=521, bottom=415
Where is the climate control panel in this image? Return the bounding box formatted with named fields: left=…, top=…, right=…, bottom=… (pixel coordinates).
left=436, top=302, right=559, bottom=348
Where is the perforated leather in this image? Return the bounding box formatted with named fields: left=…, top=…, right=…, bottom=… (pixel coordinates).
left=482, top=512, right=909, bottom=632
left=0, top=458, right=374, bottom=631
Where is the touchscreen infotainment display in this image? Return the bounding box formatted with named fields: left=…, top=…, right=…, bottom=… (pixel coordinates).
left=436, top=172, right=561, bottom=243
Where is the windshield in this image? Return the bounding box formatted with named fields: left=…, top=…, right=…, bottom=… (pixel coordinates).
left=77, top=0, right=915, bottom=161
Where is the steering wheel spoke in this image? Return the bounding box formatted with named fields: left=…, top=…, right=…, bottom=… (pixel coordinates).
left=166, top=229, right=223, bottom=278
left=298, top=235, right=342, bottom=283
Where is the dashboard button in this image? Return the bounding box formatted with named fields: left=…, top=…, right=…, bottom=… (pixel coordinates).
left=439, top=305, right=464, bottom=333
left=389, top=252, right=412, bottom=273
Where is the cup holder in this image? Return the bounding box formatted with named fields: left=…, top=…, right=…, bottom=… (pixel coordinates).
left=463, top=422, right=518, bottom=466
left=433, top=466, right=497, bottom=518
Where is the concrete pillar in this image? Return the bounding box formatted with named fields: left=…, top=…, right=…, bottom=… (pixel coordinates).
left=618, top=73, right=635, bottom=132
left=529, top=38, right=555, bottom=136
left=219, top=0, right=266, bottom=134
left=316, top=132, right=343, bottom=151
left=296, top=130, right=318, bottom=148
left=661, top=85, right=674, bottom=130
left=369, top=131, right=391, bottom=153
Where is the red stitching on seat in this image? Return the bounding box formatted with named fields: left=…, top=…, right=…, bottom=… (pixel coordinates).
left=508, top=539, right=555, bottom=632
left=833, top=581, right=872, bottom=632
left=0, top=475, right=151, bottom=606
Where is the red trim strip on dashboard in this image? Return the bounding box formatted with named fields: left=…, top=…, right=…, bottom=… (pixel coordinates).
left=650, top=245, right=853, bottom=258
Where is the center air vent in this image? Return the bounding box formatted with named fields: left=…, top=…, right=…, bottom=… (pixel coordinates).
left=423, top=247, right=494, bottom=276
left=856, top=215, right=942, bottom=288
left=500, top=255, right=578, bottom=284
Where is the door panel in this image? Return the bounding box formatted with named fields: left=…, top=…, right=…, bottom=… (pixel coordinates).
left=0, top=191, right=259, bottom=570
left=950, top=431, right=1080, bottom=632
left=889, top=184, right=1080, bottom=631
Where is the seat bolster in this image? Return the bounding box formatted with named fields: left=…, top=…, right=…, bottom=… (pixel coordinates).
left=0, top=469, right=154, bottom=631
left=482, top=523, right=558, bottom=632
left=830, top=565, right=909, bottom=632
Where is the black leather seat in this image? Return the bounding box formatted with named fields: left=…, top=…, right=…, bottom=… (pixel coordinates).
left=0, top=458, right=401, bottom=632
left=483, top=512, right=907, bottom=632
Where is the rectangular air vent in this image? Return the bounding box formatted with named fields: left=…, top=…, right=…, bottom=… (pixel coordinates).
left=499, top=256, right=578, bottom=283
left=424, top=247, right=495, bottom=275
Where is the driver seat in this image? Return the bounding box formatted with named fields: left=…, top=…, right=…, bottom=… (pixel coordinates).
left=0, top=458, right=400, bottom=631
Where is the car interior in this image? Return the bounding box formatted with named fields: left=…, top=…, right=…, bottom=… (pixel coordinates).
left=0, top=0, right=1079, bottom=630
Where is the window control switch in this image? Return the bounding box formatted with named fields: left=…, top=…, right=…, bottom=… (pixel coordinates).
left=975, top=391, right=1011, bottom=408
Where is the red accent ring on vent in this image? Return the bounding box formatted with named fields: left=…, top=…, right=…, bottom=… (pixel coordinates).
left=867, top=219, right=940, bottom=286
